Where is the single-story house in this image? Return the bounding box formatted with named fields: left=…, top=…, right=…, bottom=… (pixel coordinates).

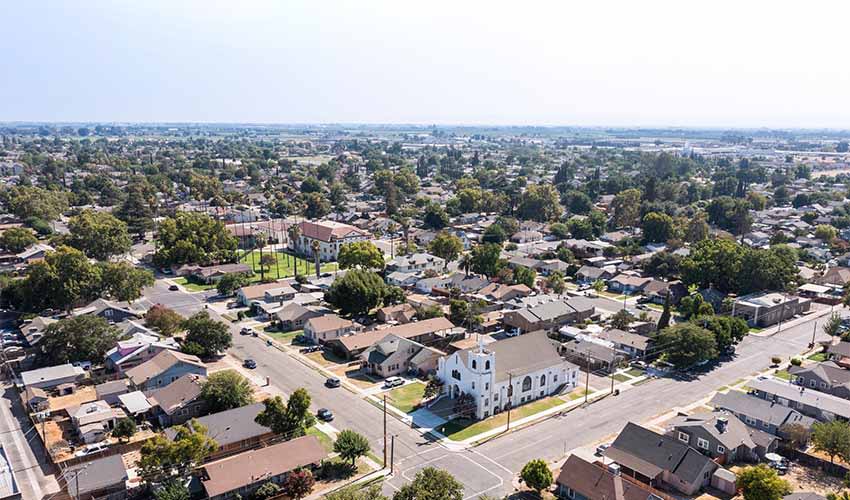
left=126, top=350, right=207, bottom=391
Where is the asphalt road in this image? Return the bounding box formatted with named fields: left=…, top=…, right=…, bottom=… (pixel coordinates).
left=142, top=282, right=839, bottom=498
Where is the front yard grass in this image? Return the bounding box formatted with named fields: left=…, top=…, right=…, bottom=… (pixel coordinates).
left=612, top=373, right=631, bottom=383
left=774, top=369, right=792, bottom=381
left=625, top=368, right=645, bottom=377
left=385, top=382, right=427, bottom=413
left=306, top=349, right=346, bottom=367
left=239, top=250, right=338, bottom=281
left=807, top=352, right=827, bottom=362
left=267, top=329, right=302, bottom=344
left=437, top=396, right=564, bottom=441
left=173, top=277, right=216, bottom=291
left=566, top=388, right=590, bottom=400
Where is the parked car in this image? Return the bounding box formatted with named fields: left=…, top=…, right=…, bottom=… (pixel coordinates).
left=168, top=284, right=179, bottom=291
left=317, top=408, right=334, bottom=421
left=384, top=376, right=404, bottom=388
left=301, top=345, right=322, bottom=353
left=240, top=327, right=252, bottom=336
left=325, top=377, right=341, bottom=388
left=293, top=334, right=309, bottom=345
left=505, top=329, right=521, bottom=338
left=75, top=443, right=108, bottom=457
left=243, top=359, right=257, bottom=369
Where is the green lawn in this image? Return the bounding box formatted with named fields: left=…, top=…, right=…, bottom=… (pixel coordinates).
left=774, top=369, right=792, bottom=381
left=239, top=250, right=338, bottom=281
left=612, top=373, right=631, bottom=383
left=307, top=426, right=335, bottom=452
left=626, top=368, right=645, bottom=377
left=807, top=352, right=827, bottom=362
left=385, top=382, right=427, bottom=413
left=266, top=329, right=302, bottom=344
left=437, top=396, right=564, bottom=441
left=173, top=277, right=216, bottom=291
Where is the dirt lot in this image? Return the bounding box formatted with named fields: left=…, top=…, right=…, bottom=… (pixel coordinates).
left=784, top=462, right=843, bottom=494
left=331, top=365, right=381, bottom=390
left=48, top=386, right=97, bottom=411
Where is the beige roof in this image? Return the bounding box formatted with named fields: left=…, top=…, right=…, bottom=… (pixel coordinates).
left=201, top=435, right=327, bottom=498
left=306, top=314, right=353, bottom=333
left=125, top=350, right=204, bottom=386
left=335, top=317, right=453, bottom=352
left=238, top=280, right=293, bottom=300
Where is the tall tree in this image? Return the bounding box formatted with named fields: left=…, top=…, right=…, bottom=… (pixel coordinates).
left=393, top=467, right=463, bottom=500
left=334, top=429, right=371, bottom=466
left=427, top=232, right=463, bottom=268
left=138, top=420, right=218, bottom=484
left=737, top=465, right=790, bottom=500
left=40, top=314, right=120, bottom=364
left=812, top=420, right=850, bottom=464
left=611, top=188, right=642, bottom=228
left=254, top=388, right=316, bottom=438
left=98, top=261, right=154, bottom=304
left=656, top=323, right=718, bottom=368
left=67, top=209, right=132, bottom=260
left=520, top=459, right=553, bottom=495
left=145, top=304, right=184, bottom=336
left=338, top=241, right=385, bottom=270
left=200, top=370, right=255, bottom=412
left=181, top=311, right=232, bottom=358
left=154, top=212, right=238, bottom=267
left=0, top=227, right=37, bottom=253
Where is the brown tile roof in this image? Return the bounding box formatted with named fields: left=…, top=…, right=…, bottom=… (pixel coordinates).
left=201, top=435, right=327, bottom=498
left=126, top=350, right=205, bottom=387
left=238, top=280, right=294, bottom=300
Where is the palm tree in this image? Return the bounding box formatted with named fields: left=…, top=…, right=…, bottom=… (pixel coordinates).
left=255, top=233, right=268, bottom=282
left=459, top=254, right=472, bottom=277
left=311, top=240, right=321, bottom=278
left=288, top=225, right=301, bottom=279
left=387, top=221, right=399, bottom=258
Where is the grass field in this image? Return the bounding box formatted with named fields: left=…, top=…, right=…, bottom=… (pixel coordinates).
left=626, top=368, right=645, bottom=377
left=612, top=373, right=631, bottom=382
left=437, top=396, right=564, bottom=441
left=385, top=382, right=427, bottom=413
left=239, top=250, right=338, bottom=281
left=774, top=369, right=792, bottom=380
left=173, top=277, right=216, bottom=291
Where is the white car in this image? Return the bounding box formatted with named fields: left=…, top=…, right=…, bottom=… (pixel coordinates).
left=383, top=376, right=404, bottom=388
left=505, top=329, right=521, bottom=337
left=74, top=443, right=107, bottom=457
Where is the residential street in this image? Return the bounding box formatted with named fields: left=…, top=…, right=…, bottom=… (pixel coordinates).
left=140, top=285, right=841, bottom=498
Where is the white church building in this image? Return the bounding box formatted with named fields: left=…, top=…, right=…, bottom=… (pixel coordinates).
left=436, top=331, right=580, bottom=420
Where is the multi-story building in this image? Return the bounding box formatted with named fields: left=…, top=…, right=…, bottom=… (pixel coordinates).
left=295, top=220, right=369, bottom=262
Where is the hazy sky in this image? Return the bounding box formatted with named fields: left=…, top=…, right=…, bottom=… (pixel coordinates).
left=3, top=1, right=850, bottom=127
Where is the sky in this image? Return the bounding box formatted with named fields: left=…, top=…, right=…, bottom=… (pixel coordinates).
left=3, top=1, right=850, bottom=128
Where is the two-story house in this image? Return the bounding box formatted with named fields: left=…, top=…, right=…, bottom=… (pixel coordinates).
left=667, top=412, right=776, bottom=464
left=303, top=314, right=357, bottom=344
left=126, top=350, right=207, bottom=391
left=788, top=361, right=850, bottom=399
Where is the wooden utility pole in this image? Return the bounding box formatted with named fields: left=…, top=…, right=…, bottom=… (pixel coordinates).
left=584, top=351, right=591, bottom=404
left=383, top=395, right=387, bottom=469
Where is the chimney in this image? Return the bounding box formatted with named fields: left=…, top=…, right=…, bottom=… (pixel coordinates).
left=607, top=463, right=621, bottom=476
left=716, top=416, right=728, bottom=433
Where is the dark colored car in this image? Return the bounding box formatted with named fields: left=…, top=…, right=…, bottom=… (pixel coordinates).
left=168, top=284, right=179, bottom=291
left=243, top=359, right=257, bottom=369
left=325, top=377, right=341, bottom=388
left=317, top=408, right=334, bottom=421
